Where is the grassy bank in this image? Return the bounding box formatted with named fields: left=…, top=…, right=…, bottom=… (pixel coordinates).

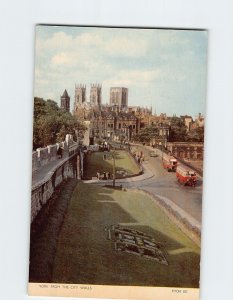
left=52, top=182, right=200, bottom=287
left=29, top=179, right=78, bottom=282
left=83, top=150, right=140, bottom=178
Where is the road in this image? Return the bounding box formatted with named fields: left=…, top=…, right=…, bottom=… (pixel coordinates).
left=125, top=144, right=203, bottom=223
left=84, top=142, right=203, bottom=225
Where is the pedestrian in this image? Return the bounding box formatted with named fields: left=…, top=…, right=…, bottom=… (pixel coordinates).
left=57, top=146, right=63, bottom=159
left=96, top=172, right=100, bottom=180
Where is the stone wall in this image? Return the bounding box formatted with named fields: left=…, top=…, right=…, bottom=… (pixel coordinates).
left=32, top=151, right=38, bottom=173
left=31, top=134, right=82, bottom=223
left=35, top=142, right=69, bottom=169
left=166, top=142, right=204, bottom=160
left=32, top=136, right=78, bottom=173
left=31, top=152, right=82, bottom=223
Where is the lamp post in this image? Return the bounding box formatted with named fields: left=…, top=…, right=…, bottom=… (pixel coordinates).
left=112, top=151, right=116, bottom=187
left=107, top=150, right=116, bottom=187
left=123, top=123, right=129, bottom=143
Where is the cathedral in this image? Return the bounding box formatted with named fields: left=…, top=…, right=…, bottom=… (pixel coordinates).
left=72, top=83, right=153, bottom=142
left=60, top=85, right=171, bottom=147
left=53, top=84, right=155, bottom=143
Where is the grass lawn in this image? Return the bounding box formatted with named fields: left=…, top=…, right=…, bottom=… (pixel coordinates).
left=84, top=150, right=140, bottom=178
left=52, top=182, right=200, bottom=287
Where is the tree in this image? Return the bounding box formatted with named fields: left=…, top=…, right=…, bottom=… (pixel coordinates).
left=134, top=125, right=159, bottom=143
left=186, top=127, right=204, bottom=142
left=169, top=117, right=187, bottom=142
left=33, top=97, right=86, bottom=150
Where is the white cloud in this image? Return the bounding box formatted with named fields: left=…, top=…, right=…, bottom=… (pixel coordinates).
left=103, top=69, right=163, bottom=88
left=51, top=52, right=73, bottom=66
left=104, top=37, right=148, bottom=58
left=34, top=26, right=207, bottom=116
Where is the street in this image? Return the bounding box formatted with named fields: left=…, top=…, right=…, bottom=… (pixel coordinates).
left=124, top=144, right=203, bottom=223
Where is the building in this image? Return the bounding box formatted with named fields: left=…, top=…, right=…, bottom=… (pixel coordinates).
left=60, top=89, right=70, bottom=112
left=150, top=123, right=170, bottom=148
left=89, top=110, right=137, bottom=141
left=132, top=106, right=152, bottom=129
left=195, top=113, right=204, bottom=127
left=180, top=115, right=193, bottom=131
left=110, top=87, right=128, bottom=107
left=74, top=84, right=86, bottom=106
left=114, top=111, right=138, bottom=141
left=90, top=83, right=102, bottom=106
left=189, top=113, right=205, bottom=131
left=73, top=84, right=154, bottom=144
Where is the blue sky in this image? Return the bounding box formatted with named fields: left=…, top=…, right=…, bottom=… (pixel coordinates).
left=34, top=25, right=208, bottom=117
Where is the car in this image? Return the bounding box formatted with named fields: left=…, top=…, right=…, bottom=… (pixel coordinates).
left=89, top=144, right=99, bottom=152
left=150, top=151, right=158, bottom=157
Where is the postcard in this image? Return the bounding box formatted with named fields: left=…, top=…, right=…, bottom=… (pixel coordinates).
left=28, top=25, right=208, bottom=299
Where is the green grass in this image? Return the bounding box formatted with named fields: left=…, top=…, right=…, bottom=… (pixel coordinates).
left=84, top=150, right=140, bottom=178
left=52, top=182, right=200, bottom=287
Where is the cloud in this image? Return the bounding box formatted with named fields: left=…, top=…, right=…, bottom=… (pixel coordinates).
left=104, top=36, right=148, bottom=58
left=34, top=26, right=208, bottom=116
left=51, top=52, right=73, bottom=66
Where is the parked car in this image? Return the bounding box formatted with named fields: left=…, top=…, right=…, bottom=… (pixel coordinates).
left=150, top=150, right=158, bottom=157
left=89, top=144, right=99, bottom=152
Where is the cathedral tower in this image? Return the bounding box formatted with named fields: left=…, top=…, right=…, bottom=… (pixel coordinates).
left=90, top=83, right=102, bottom=106
left=75, top=84, right=86, bottom=105
left=110, top=87, right=128, bottom=107
left=74, top=84, right=86, bottom=112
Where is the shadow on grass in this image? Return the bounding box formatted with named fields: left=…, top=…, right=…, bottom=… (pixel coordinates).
left=52, top=183, right=200, bottom=288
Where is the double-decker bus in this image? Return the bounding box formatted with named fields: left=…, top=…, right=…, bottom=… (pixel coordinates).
left=176, top=165, right=197, bottom=186
left=162, top=153, right=177, bottom=172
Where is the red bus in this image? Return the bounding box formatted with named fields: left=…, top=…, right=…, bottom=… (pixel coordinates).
left=176, top=165, right=197, bottom=186
left=162, top=153, right=177, bottom=172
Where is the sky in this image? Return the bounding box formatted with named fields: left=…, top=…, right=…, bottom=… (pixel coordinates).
left=34, top=25, right=208, bottom=117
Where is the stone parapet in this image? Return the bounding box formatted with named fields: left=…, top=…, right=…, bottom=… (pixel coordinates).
left=32, top=151, right=38, bottom=173
left=32, top=138, right=78, bottom=173
left=47, top=144, right=58, bottom=161
left=37, top=147, right=49, bottom=167
left=31, top=155, right=80, bottom=223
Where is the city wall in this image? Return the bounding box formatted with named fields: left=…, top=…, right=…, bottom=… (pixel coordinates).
left=31, top=135, right=82, bottom=223
left=32, top=142, right=69, bottom=173
left=166, top=142, right=204, bottom=160
left=166, top=142, right=204, bottom=175
left=31, top=157, right=80, bottom=223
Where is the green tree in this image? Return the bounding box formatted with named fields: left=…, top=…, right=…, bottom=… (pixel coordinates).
left=134, top=125, right=159, bottom=143
left=169, top=117, right=187, bottom=142
left=186, top=126, right=204, bottom=142
left=33, top=97, right=86, bottom=149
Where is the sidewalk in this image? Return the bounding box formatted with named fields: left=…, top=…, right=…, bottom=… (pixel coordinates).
left=82, top=160, right=154, bottom=184
left=31, top=156, right=70, bottom=190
